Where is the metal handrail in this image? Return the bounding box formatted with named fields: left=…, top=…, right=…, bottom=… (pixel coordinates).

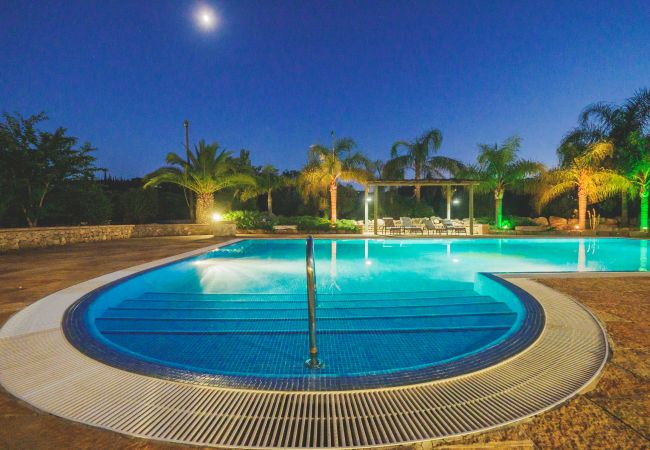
left=305, top=236, right=323, bottom=368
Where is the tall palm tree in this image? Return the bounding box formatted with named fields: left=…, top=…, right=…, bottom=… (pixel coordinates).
left=389, top=129, right=462, bottom=202
left=298, top=134, right=369, bottom=223
left=627, top=131, right=650, bottom=230
left=240, top=165, right=292, bottom=216
left=467, top=136, right=544, bottom=228
left=144, top=140, right=254, bottom=224
left=538, top=141, right=629, bottom=230
left=560, top=88, right=650, bottom=228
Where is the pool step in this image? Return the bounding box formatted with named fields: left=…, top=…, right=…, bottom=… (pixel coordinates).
left=118, top=295, right=499, bottom=311
left=104, top=302, right=512, bottom=320
left=96, top=312, right=516, bottom=333
left=99, top=324, right=513, bottom=335
left=135, top=289, right=480, bottom=302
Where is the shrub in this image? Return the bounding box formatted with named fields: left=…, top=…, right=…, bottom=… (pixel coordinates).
left=335, top=219, right=360, bottom=232
left=294, top=216, right=332, bottom=231
left=224, top=210, right=276, bottom=230
left=483, top=215, right=539, bottom=228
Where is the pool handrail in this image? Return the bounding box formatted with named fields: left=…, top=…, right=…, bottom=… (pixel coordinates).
left=305, top=236, right=323, bottom=369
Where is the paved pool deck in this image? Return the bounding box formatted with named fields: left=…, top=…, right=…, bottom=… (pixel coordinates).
left=0, top=235, right=648, bottom=449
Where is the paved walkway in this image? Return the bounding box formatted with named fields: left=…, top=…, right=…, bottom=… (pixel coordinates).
left=0, top=236, right=648, bottom=449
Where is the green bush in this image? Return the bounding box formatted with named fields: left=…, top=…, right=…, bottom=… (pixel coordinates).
left=285, top=216, right=332, bottom=231
left=224, top=210, right=277, bottom=230
left=277, top=215, right=332, bottom=231
left=335, top=219, right=360, bottom=232
left=483, top=215, right=539, bottom=228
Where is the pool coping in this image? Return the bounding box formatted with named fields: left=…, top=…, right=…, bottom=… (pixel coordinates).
left=0, top=237, right=617, bottom=448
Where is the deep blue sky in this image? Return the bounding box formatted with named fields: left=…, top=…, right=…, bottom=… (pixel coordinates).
left=2, top=0, right=649, bottom=178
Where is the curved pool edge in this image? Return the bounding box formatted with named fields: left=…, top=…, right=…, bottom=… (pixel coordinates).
left=0, top=238, right=614, bottom=448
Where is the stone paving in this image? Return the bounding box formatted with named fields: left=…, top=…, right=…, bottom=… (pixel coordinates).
left=0, top=236, right=649, bottom=449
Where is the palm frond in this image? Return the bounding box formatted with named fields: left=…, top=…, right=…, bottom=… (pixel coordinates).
left=579, top=102, right=619, bottom=133
left=419, top=128, right=442, bottom=151
left=390, top=140, right=412, bottom=159
left=537, top=172, right=575, bottom=208
left=575, top=141, right=614, bottom=168
left=339, top=168, right=368, bottom=185
left=427, top=156, right=465, bottom=178
left=308, top=144, right=330, bottom=163
left=588, top=171, right=630, bottom=203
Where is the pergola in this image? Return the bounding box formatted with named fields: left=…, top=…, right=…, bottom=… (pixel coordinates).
left=364, top=179, right=481, bottom=235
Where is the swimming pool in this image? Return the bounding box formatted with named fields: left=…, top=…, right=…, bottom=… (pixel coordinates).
left=64, top=238, right=646, bottom=390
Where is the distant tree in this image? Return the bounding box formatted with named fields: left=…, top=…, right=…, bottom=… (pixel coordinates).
left=298, top=134, right=369, bottom=223
left=0, top=112, right=98, bottom=227
left=119, top=188, right=159, bottom=224
left=538, top=142, right=629, bottom=230
left=388, top=129, right=463, bottom=202
left=144, top=140, right=255, bottom=224
left=240, top=165, right=293, bottom=215
left=466, top=136, right=544, bottom=228
left=44, top=180, right=112, bottom=225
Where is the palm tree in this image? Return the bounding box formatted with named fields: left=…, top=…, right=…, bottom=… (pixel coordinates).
left=627, top=132, right=650, bottom=230
left=389, top=129, right=462, bottom=202
left=560, top=88, right=650, bottom=228
left=298, top=134, right=369, bottom=223
left=466, top=136, right=544, bottom=228
left=538, top=141, right=630, bottom=230
left=144, top=140, right=255, bottom=224
left=240, top=165, right=292, bottom=216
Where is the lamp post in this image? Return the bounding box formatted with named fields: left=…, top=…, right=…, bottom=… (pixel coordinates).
left=182, top=120, right=195, bottom=222
left=364, top=187, right=371, bottom=233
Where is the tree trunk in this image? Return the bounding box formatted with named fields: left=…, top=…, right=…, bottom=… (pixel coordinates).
left=640, top=187, right=649, bottom=231
left=446, top=186, right=452, bottom=220
left=188, top=194, right=196, bottom=222
left=494, top=190, right=504, bottom=228
left=578, top=187, right=587, bottom=230
left=414, top=166, right=421, bottom=202
left=621, top=191, right=629, bottom=226
left=195, top=192, right=215, bottom=224
left=330, top=181, right=338, bottom=223
left=267, top=190, right=273, bottom=216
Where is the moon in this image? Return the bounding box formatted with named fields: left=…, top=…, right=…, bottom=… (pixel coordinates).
left=195, top=5, right=219, bottom=31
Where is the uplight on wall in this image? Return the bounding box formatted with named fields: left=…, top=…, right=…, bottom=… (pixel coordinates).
left=212, top=212, right=222, bottom=222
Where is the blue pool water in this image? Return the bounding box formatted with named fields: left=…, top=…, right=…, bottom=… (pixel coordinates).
left=65, top=238, right=647, bottom=390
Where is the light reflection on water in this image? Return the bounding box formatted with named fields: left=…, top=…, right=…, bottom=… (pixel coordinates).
left=188, top=238, right=648, bottom=295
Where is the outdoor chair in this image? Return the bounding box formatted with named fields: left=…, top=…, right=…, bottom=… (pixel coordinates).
left=423, top=218, right=441, bottom=235
left=443, top=219, right=467, bottom=235
left=400, top=217, right=423, bottom=234
left=382, top=218, right=403, bottom=235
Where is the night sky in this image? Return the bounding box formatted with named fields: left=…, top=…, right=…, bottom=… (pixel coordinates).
left=2, top=0, right=649, bottom=178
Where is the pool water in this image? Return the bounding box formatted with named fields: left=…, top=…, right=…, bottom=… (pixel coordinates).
left=66, top=238, right=647, bottom=390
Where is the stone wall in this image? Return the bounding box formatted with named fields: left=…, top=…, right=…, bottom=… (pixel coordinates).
left=0, top=222, right=235, bottom=252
